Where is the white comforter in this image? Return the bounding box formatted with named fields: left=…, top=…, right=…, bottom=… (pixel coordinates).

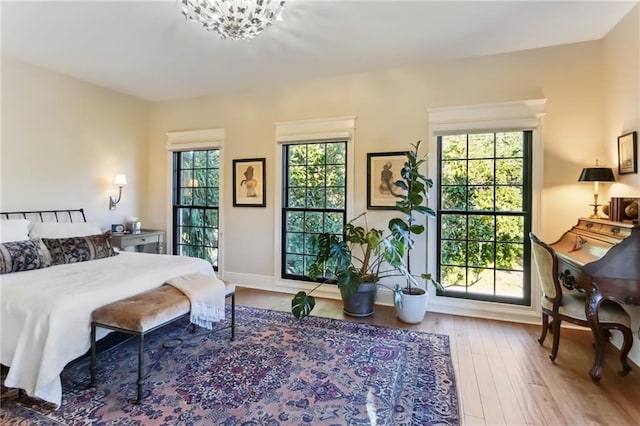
left=0, top=252, right=214, bottom=407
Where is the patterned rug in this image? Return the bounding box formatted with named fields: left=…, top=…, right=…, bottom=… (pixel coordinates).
left=1, top=306, right=459, bottom=425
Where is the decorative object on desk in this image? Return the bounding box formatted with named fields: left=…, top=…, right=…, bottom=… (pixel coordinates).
left=233, top=158, right=265, bottom=207
left=366, top=151, right=407, bottom=209
left=625, top=200, right=638, bottom=222
left=569, top=235, right=587, bottom=253
left=617, top=131, right=637, bottom=174
left=578, top=161, right=615, bottom=219
left=0, top=306, right=459, bottom=425
left=110, top=224, right=125, bottom=233
left=180, top=0, right=286, bottom=40
left=108, top=174, right=127, bottom=210
left=609, top=197, right=640, bottom=222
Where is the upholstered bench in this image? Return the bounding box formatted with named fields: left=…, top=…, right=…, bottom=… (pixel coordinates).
left=90, top=282, right=235, bottom=403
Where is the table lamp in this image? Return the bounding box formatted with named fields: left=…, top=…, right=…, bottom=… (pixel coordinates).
left=578, top=163, right=615, bottom=219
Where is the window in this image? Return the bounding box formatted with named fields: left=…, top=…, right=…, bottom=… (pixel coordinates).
left=437, top=131, right=532, bottom=305
left=281, top=141, right=347, bottom=281
left=173, top=149, right=220, bottom=270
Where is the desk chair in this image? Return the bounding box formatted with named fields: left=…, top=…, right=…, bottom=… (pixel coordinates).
left=530, top=233, right=633, bottom=375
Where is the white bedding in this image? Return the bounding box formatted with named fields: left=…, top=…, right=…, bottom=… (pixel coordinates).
left=0, top=251, right=214, bottom=407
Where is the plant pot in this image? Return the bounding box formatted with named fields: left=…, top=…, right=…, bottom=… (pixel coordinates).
left=395, top=287, right=428, bottom=324
left=341, top=282, right=377, bottom=317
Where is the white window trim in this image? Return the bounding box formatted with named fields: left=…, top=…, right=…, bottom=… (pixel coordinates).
left=272, top=116, right=356, bottom=297
left=166, top=128, right=226, bottom=273
left=427, top=100, right=546, bottom=324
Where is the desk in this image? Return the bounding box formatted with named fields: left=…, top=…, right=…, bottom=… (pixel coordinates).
left=551, top=218, right=639, bottom=381
left=111, top=230, right=164, bottom=254
left=583, top=228, right=640, bottom=381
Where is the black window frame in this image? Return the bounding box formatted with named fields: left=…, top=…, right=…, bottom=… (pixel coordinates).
left=281, top=141, right=348, bottom=282
left=436, top=131, right=533, bottom=306
left=172, top=149, right=220, bottom=271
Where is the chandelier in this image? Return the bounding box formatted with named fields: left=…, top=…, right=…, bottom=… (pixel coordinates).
left=181, top=0, right=286, bottom=40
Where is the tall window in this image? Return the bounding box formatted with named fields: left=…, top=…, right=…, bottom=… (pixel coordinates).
left=438, top=131, right=532, bottom=305
left=282, top=141, right=347, bottom=281
left=173, top=149, right=220, bottom=270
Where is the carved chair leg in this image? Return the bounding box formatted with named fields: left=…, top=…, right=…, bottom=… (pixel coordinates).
left=618, top=327, right=633, bottom=376
left=550, top=317, right=562, bottom=362
left=539, top=313, right=549, bottom=345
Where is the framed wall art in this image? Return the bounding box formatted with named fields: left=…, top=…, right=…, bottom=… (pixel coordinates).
left=618, top=131, right=637, bottom=175
left=233, top=158, right=266, bottom=207
left=367, top=151, right=407, bottom=209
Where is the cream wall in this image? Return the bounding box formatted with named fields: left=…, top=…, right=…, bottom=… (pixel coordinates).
left=604, top=4, right=640, bottom=194
left=602, top=3, right=640, bottom=368
left=147, top=40, right=608, bottom=279
left=1, top=57, right=149, bottom=228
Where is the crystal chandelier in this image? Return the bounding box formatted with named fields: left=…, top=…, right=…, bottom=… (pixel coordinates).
left=181, top=0, right=286, bottom=40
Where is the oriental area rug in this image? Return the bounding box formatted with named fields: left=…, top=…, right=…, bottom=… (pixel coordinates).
left=1, top=306, right=459, bottom=425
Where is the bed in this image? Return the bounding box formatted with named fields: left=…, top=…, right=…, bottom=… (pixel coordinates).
left=0, top=209, right=215, bottom=407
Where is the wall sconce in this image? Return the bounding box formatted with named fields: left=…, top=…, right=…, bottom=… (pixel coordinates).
left=578, top=161, right=615, bottom=219
left=109, top=174, right=127, bottom=210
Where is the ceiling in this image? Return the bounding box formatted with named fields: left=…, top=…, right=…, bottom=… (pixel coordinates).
left=1, top=1, right=636, bottom=101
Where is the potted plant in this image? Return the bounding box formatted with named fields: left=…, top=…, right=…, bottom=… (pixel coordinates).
left=388, top=140, right=444, bottom=323
left=291, top=212, right=404, bottom=319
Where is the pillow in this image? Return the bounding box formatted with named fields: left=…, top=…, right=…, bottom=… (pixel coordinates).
left=42, top=232, right=117, bottom=265
left=0, top=219, right=30, bottom=243
left=0, top=239, right=48, bottom=274
left=28, top=222, right=102, bottom=239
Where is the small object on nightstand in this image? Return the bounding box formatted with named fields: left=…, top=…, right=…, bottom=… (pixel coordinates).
left=111, top=224, right=125, bottom=233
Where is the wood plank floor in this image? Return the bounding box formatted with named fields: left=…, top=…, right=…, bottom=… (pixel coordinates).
left=235, top=287, right=640, bottom=426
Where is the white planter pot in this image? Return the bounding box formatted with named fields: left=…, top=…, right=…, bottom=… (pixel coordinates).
left=395, top=288, right=428, bottom=324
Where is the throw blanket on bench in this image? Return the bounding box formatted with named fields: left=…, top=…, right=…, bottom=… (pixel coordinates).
left=165, top=273, right=226, bottom=330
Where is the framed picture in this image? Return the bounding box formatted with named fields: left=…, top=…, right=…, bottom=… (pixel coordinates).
left=367, top=151, right=407, bottom=209
left=618, top=131, right=638, bottom=175
left=233, top=158, right=266, bottom=207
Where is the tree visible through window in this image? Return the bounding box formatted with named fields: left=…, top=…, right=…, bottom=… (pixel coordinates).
left=282, top=141, right=347, bottom=281
left=438, top=132, right=532, bottom=305
left=173, top=149, right=220, bottom=270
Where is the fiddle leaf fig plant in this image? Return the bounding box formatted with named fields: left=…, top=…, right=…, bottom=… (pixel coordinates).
left=388, top=140, right=444, bottom=297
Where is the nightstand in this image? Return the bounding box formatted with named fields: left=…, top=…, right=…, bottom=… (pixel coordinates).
left=111, top=230, right=164, bottom=254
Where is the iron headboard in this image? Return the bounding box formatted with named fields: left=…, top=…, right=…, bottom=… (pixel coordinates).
left=0, top=208, right=87, bottom=223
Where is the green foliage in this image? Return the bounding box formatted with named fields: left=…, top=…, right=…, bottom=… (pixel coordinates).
left=291, top=291, right=316, bottom=319
left=388, top=141, right=442, bottom=294
left=175, top=150, right=220, bottom=267
left=439, top=132, right=526, bottom=290
left=293, top=212, right=405, bottom=319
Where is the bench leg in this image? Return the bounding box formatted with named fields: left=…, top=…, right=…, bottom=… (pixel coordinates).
left=136, top=333, right=144, bottom=404
left=90, top=323, right=96, bottom=387
left=230, top=293, right=236, bottom=341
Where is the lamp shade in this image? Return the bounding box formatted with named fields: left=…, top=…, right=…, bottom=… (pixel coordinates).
left=113, top=174, right=127, bottom=186
left=578, top=167, right=615, bottom=182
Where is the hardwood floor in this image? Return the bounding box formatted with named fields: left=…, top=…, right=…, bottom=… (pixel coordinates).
left=235, top=287, right=640, bottom=426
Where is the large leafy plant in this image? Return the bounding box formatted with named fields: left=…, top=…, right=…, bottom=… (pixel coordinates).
left=388, top=140, right=444, bottom=298
left=291, top=212, right=404, bottom=319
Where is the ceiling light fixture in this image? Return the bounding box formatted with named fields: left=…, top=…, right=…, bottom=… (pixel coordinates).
left=180, top=0, right=286, bottom=40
